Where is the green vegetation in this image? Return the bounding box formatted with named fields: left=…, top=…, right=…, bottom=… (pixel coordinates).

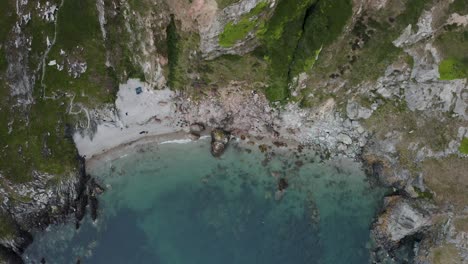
left=219, top=1, right=269, bottom=48
left=0, top=0, right=16, bottom=72
left=259, top=0, right=316, bottom=102
left=0, top=0, right=15, bottom=43
left=435, top=30, right=468, bottom=80
left=431, top=244, right=462, bottom=264
left=291, top=0, right=352, bottom=75
left=449, top=0, right=468, bottom=15
left=297, top=0, right=430, bottom=102
left=42, top=0, right=116, bottom=106
left=413, top=186, right=433, bottom=200
left=104, top=0, right=146, bottom=81
left=216, top=0, right=240, bottom=9
left=167, top=15, right=183, bottom=90
left=459, top=138, right=468, bottom=154
left=0, top=212, right=17, bottom=241
left=219, top=18, right=257, bottom=48
left=439, top=58, right=468, bottom=80
left=424, top=156, right=468, bottom=210
left=0, top=0, right=115, bottom=184
left=199, top=52, right=268, bottom=88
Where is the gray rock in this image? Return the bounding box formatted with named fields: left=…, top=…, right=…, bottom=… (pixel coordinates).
left=346, top=101, right=373, bottom=120
left=210, top=129, right=230, bottom=157
left=371, top=196, right=431, bottom=249
left=337, top=133, right=353, bottom=145
left=189, top=123, right=206, bottom=134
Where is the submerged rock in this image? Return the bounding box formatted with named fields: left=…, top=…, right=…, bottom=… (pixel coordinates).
left=210, top=129, right=230, bottom=157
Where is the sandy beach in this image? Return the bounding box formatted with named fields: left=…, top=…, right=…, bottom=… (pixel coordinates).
left=73, top=79, right=186, bottom=159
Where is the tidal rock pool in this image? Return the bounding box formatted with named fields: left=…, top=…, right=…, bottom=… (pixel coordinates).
left=24, top=139, right=384, bottom=264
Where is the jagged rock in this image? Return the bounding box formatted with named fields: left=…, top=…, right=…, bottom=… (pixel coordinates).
left=0, top=245, right=23, bottom=264
left=210, top=129, right=230, bottom=157
left=371, top=196, right=431, bottom=251
left=89, top=195, right=98, bottom=222
left=189, top=123, right=206, bottom=139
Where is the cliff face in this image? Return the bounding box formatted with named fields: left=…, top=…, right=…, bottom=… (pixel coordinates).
left=0, top=0, right=467, bottom=262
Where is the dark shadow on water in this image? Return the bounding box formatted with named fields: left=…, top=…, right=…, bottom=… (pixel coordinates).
left=88, top=209, right=160, bottom=264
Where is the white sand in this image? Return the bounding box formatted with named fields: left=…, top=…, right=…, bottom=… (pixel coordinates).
left=73, top=79, right=184, bottom=159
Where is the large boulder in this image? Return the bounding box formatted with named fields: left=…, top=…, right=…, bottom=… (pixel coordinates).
left=371, top=196, right=431, bottom=250
left=210, top=129, right=230, bottom=157
left=189, top=123, right=206, bottom=140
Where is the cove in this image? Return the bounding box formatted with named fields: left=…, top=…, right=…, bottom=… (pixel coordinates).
left=24, top=139, right=384, bottom=264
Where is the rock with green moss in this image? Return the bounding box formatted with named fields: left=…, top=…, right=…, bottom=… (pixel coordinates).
left=460, top=137, right=468, bottom=154
left=211, top=129, right=231, bottom=157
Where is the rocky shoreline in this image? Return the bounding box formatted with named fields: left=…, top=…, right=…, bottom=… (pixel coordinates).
left=0, top=81, right=458, bottom=263
left=1, top=0, right=467, bottom=262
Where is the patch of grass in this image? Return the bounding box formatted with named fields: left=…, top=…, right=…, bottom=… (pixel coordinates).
left=454, top=217, right=468, bottom=232
left=290, top=0, right=352, bottom=76
left=259, top=0, right=317, bottom=102
left=0, top=212, right=17, bottom=241
left=435, top=30, right=468, bottom=80
left=167, top=15, right=183, bottom=89
left=303, top=0, right=429, bottom=89
left=0, top=93, right=79, bottom=183
left=0, top=0, right=16, bottom=72
left=449, top=0, right=468, bottom=15
left=250, top=1, right=269, bottom=16
left=413, top=186, right=434, bottom=200
left=0, top=0, right=112, bottom=184
left=348, top=0, right=429, bottom=84
left=219, top=18, right=257, bottom=48
left=431, top=244, right=462, bottom=264
left=41, top=0, right=117, bottom=106
left=459, top=137, right=468, bottom=154
left=424, top=156, right=468, bottom=210
left=216, top=0, right=240, bottom=9
left=0, top=0, right=15, bottom=43
left=439, top=58, right=468, bottom=80
left=199, top=52, right=268, bottom=87
left=218, top=1, right=269, bottom=48
left=104, top=0, right=146, bottom=82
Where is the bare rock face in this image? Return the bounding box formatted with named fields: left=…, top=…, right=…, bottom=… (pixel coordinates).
left=210, top=129, right=230, bottom=157
left=371, top=196, right=431, bottom=250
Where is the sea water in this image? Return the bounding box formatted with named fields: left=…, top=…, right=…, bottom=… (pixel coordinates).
left=24, top=139, right=384, bottom=264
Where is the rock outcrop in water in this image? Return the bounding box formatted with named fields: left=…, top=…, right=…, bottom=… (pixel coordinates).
left=370, top=196, right=433, bottom=262
left=210, top=129, right=231, bottom=157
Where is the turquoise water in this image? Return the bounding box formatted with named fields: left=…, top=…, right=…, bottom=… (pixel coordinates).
left=24, top=139, right=384, bottom=264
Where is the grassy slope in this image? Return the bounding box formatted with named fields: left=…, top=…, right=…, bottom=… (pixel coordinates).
left=216, top=0, right=241, bottom=9
left=259, top=0, right=317, bottom=102
left=460, top=138, right=468, bottom=154
left=290, top=0, right=352, bottom=76
left=0, top=0, right=115, bottom=184
left=436, top=29, right=468, bottom=80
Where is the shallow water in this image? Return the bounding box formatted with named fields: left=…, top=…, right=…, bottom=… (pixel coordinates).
left=24, top=139, right=384, bottom=264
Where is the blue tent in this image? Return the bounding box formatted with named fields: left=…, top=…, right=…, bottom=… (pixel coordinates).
left=135, top=87, right=143, bottom=94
